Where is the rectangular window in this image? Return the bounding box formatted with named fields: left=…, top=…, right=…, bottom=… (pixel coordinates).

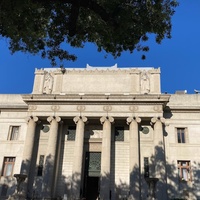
left=144, top=157, right=149, bottom=178
left=177, top=128, right=186, bottom=143
left=8, top=126, right=20, bottom=140
left=1, top=157, right=15, bottom=177
left=115, top=127, right=124, bottom=141
left=177, top=161, right=191, bottom=181
left=67, top=126, right=76, bottom=141
left=37, top=155, right=45, bottom=176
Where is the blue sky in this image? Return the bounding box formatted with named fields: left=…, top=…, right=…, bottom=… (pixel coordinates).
left=0, top=1, right=200, bottom=94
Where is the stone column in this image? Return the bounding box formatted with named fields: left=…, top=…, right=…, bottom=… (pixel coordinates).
left=100, top=116, right=114, bottom=200
left=127, top=117, right=141, bottom=199
left=44, top=116, right=61, bottom=198
left=21, top=116, right=39, bottom=198
left=151, top=117, right=167, bottom=200
left=72, top=116, right=88, bottom=199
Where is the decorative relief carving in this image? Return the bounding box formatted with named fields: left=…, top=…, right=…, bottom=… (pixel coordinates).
left=73, top=116, right=87, bottom=124
left=28, top=105, right=37, bottom=111
left=129, top=105, right=138, bottom=112
left=51, top=105, right=60, bottom=111
left=47, top=116, right=61, bottom=123
left=100, top=116, right=114, bottom=124
left=153, top=105, right=162, bottom=112
left=140, top=70, right=150, bottom=94
left=77, top=105, right=86, bottom=112
left=103, top=105, right=112, bottom=112
left=89, top=143, right=102, bottom=152
left=127, top=117, right=141, bottom=125
left=26, top=116, right=39, bottom=123
left=151, top=117, right=165, bottom=124
left=43, top=73, right=54, bottom=94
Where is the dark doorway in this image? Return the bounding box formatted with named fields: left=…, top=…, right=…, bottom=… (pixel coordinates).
left=83, top=152, right=101, bottom=200
left=85, top=177, right=100, bottom=200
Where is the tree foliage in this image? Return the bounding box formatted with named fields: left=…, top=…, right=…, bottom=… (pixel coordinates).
left=0, top=0, right=179, bottom=66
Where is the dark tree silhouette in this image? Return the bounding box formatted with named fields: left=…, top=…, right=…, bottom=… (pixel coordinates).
left=0, top=0, right=178, bottom=66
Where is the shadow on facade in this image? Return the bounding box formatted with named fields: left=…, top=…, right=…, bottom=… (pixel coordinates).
left=1, top=146, right=200, bottom=199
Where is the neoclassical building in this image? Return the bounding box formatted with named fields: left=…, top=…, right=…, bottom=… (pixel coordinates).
left=0, top=64, right=200, bottom=200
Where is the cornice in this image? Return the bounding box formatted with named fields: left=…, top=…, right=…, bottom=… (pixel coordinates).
left=22, top=94, right=170, bottom=106
left=164, top=106, right=200, bottom=113
left=35, top=67, right=160, bottom=75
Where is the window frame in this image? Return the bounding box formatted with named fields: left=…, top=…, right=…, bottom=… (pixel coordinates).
left=176, top=127, right=188, bottom=144
left=1, top=157, right=16, bottom=177
left=177, top=160, right=192, bottom=182
left=114, top=126, right=125, bottom=142
left=7, top=126, right=20, bottom=141
left=67, top=126, right=76, bottom=141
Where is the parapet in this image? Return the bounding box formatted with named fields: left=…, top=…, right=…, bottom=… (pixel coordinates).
left=32, top=65, right=161, bottom=95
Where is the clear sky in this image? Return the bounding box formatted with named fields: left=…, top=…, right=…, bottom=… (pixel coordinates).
left=0, top=1, right=200, bottom=94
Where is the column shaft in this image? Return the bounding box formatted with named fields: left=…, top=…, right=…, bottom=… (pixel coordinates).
left=100, top=116, right=114, bottom=200
left=21, top=116, right=38, bottom=198
left=44, top=116, right=61, bottom=198
left=151, top=117, right=167, bottom=200
left=72, top=116, right=87, bottom=199
left=127, top=117, right=141, bottom=199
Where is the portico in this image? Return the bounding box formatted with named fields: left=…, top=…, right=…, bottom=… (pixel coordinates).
left=14, top=65, right=169, bottom=199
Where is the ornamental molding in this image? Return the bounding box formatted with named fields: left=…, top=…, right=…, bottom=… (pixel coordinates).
left=51, top=105, right=60, bottom=111
left=153, top=105, right=162, bottom=112
left=129, top=105, right=138, bottom=112
left=77, top=105, right=86, bottom=112
left=35, top=68, right=160, bottom=75
left=103, top=105, right=112, bottom=112
left=28, top=105, right=37, bottom=111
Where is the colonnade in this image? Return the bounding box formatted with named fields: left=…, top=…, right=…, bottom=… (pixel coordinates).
left=21, top=115, right=166, bottom=199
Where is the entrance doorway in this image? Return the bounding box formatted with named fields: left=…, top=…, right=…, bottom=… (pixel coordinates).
left=83, top=152, right=101, bottom=200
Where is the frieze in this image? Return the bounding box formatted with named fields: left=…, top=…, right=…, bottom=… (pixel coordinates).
left=153, top=105, right=162, bottom=112
left=129, top=105, right=138, bottom=112
left=77, top=105, right=86, bottom=112
left=51, top=105, right=60, bottom=111
left=103, top=105, right=112, bottom=112
left=28, top=105, right=37, bottom=111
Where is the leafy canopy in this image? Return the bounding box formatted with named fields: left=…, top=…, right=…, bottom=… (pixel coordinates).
left=0, top=0, right=179, bottom=66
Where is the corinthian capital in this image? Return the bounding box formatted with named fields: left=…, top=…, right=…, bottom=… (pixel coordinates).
left=126, top=117, right=141, bottom=125
left=151, top=117, right=165, bottom=124
left=73, top=116, right=88, bottom=124
left=47, top=116, right=61, bottom=123
left=100, top=116, right=114, bottom=124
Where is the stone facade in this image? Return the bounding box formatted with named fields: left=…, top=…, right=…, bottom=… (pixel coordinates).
left=0, top=65, right=200, bottom=200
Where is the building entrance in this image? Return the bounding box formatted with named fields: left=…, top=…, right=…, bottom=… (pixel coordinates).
left=83, top=152, right=101, bottom=200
